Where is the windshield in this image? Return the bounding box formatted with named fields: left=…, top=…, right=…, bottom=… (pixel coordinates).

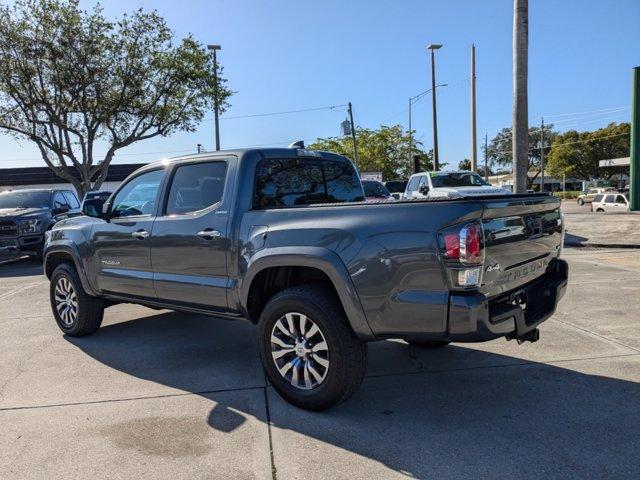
left=362, top=181, right=390, bottom=198
left=0, top=191, right=51, bottom=209
left=431, top=172, right=490, bottom=188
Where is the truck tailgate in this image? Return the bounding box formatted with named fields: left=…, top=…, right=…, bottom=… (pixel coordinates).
left=479, top=195, right=563, bottom=297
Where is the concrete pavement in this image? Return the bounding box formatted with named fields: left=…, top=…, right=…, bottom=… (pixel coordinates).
left=561, top=200, right=640, bottom=247
left=1, top=251, right=640, bottom=479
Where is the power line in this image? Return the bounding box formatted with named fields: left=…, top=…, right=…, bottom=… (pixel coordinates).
left=539, top=106, right=628, bottom=119
left=210, top=104, right=348, bottom=121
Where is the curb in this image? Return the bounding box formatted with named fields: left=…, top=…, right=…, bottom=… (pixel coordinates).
left=564, top=241, right=640, bottom=249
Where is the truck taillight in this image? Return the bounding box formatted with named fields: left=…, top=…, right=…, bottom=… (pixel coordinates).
left=438, top=221, right=485, bottom=289
left=439, top=222, right=484, bottom=265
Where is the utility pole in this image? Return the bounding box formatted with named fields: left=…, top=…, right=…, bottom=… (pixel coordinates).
left=408, top=98, right=412, bottom=169
left=347, top=102, right=359, bottom=167
left=630, top=66, right=640, bottom=211
left=208, top=44, right=222, bottom=151
left=427, top=44, right=442, bottom=171
left=540, top=117, right=545, bottom=193
left=484, top=133, right=489, bottom=182
left=470, top=44, right=478, bottom=172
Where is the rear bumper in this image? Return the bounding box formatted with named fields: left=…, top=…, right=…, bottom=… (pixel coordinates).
left=447, top=259, right=568, bottom=342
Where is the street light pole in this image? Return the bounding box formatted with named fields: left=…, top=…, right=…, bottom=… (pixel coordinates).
left=208, top=44, right=222, bottom=151
left=408, top=83, right=447, bottom=171
left=427, top=44, right=443, bottom=171
left=471, top=44, right=478, bottom=172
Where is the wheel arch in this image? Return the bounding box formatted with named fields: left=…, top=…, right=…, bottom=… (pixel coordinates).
left=241, top=247, right=374, bottom=339
left=44, top=244, right=97, bottom=296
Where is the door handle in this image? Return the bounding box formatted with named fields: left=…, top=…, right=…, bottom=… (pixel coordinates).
left=197, top=229, right=221, bottom=240
left=132, top=230, right=149, bottom=240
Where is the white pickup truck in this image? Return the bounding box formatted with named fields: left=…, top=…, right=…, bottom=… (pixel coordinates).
left=403, top=171, right=510, bottom=199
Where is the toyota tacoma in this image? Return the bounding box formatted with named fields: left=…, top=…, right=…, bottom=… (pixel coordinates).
left=44, top=146, right=568, bottom=410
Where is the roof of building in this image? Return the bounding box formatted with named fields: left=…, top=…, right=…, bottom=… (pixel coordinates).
left=0, top=163, right=147, bottom=187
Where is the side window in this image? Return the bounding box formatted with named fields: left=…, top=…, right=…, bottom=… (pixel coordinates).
left=616, top=195, right=627, bottom=203
left=418, top=176, right=429, bottom=188
left=111, top=169, right=164, bottom=218
left=406, top=176, right=421, bottom=192
left=253, top=158, right=363, bottom=208
left=604, top=194, right=615, bottom=203
left=593, top=194, right=603, bottom=203
left=166, top=162, right=227, bottom=215
left=53, top=192, right=67, bottom=208
left=63, top=191, right=80, bottom=209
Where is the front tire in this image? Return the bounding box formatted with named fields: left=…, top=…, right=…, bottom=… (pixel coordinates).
left=577, top=198, right=584, bottom=206
left=50, top=263, right=104, bottom=336
left=257, top=285, right=367, bottom=411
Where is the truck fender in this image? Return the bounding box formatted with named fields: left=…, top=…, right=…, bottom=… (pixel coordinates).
left=242, top=246, right=375, bottom=340
left=44, top=243, right=98, bottom=297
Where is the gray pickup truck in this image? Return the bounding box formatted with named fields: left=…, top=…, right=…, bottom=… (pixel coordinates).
left=44, top=146, right=568, bottom=410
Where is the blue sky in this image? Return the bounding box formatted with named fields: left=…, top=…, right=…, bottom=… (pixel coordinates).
left=0, top=0, right=638, bottom=170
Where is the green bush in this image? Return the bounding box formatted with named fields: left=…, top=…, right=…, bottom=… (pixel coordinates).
left=553, top=190, right=581, bottom=200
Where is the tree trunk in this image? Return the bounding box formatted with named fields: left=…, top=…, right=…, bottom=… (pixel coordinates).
left=512, top=0, right=529, bottom=193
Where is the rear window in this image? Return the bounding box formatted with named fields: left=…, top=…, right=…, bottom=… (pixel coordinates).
left=253, top=157, right=364, bottom=208
left=616, top=195, right=627, bottom=203
left=362, top=181, right=390, bottom=198
left=593, top=194, right=604, bottom=203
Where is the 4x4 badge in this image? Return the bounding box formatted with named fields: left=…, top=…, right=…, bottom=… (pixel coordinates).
left=486, top=263, right=500, bottom=272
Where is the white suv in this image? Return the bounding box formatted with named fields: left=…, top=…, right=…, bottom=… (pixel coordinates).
left=591, top=193, right=630, bottom=212
left=403, top=171, right=509, bottom=199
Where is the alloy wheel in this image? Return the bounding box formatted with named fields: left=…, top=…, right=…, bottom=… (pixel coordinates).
left=54, top=276, right=78, bottom=326
left=270, top=312, right=329, bottom=390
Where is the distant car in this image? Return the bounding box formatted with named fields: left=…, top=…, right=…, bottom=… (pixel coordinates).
left=404, top=171, right=510, bottom=199
left=591, top=193, right=630, bottom=213
left=0, top=188, right=81, bottom=260
left=384, top=180, right=408, bottom=200
left=577, top=187, right=615, bottom=206
left=362, top=180, right=393, bottom=202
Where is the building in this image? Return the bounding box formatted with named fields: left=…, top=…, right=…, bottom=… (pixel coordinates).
left=487, top=171, right=582, bottom=192
left=0, top=163, right=147, bottom=196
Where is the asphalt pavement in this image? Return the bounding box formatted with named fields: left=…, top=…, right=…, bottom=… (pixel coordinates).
left=1, top=249, right=639, bottom=479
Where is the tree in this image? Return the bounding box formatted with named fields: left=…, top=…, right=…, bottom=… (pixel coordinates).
left=310, top=125, right=434, bottom=180
left=487, top=124, right=557, bottom=188
left=458, top=158, right=471, bottom=170
left=512, top=0, right=528, bottom=193
left=546, top=122, right=630, bottom=181
left=0, top=0, right=232, bottom=197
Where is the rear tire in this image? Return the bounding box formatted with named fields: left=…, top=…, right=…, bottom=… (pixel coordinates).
left=596, top=208, right=604, bottom=213
left=257, top=285, right=367, bottom=411
left=577, top=198, right=584, bottom=206
left=406, top=340, right=451, bottom=348
left=50, top=263, right=104, bottom=336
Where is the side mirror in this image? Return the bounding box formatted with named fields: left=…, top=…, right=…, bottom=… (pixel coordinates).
left=52, top=203, right=71, bottom=215
left=82, top=198, right=107, bottom=219
left=419, top=185, right=430, bottom=195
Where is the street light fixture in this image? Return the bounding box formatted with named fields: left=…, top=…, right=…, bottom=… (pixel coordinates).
left=427, top=44, right=443, bottom=170
left=207, top=44, right=222, bottom=151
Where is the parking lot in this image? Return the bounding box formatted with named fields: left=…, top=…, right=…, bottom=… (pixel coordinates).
left=1, top=247, right=639, bottom=479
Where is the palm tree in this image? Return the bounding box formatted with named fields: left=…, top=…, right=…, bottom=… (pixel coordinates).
left=513, top=0, right=529, bottom=193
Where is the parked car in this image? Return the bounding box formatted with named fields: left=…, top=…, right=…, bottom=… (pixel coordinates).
left=44, top=147, right=567, bottom=410
left=81, top=191, right=113, bottom=217
left=384, top=180, right=408, bottom=200
left=404, top=171, right=510, bottom=199
left=577, top=188, right=613, bottom=206
left=591, top=193, right=630, bottom=212
left=0, top=188, right=81, bottom=261
left=362, top=180, right=393, bottom=201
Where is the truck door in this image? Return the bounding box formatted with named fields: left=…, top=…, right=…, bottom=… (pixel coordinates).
left=90, top=169, right=165, bottom=298
left=150, top=158, right=235, bottom=310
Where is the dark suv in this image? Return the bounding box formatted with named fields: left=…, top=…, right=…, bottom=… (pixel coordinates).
left=0, top=188, right=81, bottom=260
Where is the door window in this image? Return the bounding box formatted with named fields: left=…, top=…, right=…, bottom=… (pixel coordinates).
left=406, top=176, right=421, bottom=192
left=111, top=169, right=164, bottom=218
left=63, top=191, right=80, bottom=208
left=166, top=162, right=228, bottom=215
left=616, top=195, right=627, bottom=204
left=604, top=194, right=615, bottom=203
left=53, top=192, right=68, bottom=209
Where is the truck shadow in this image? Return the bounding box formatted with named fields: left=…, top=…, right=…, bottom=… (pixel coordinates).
left=66, top=310, right=640, bottom=479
